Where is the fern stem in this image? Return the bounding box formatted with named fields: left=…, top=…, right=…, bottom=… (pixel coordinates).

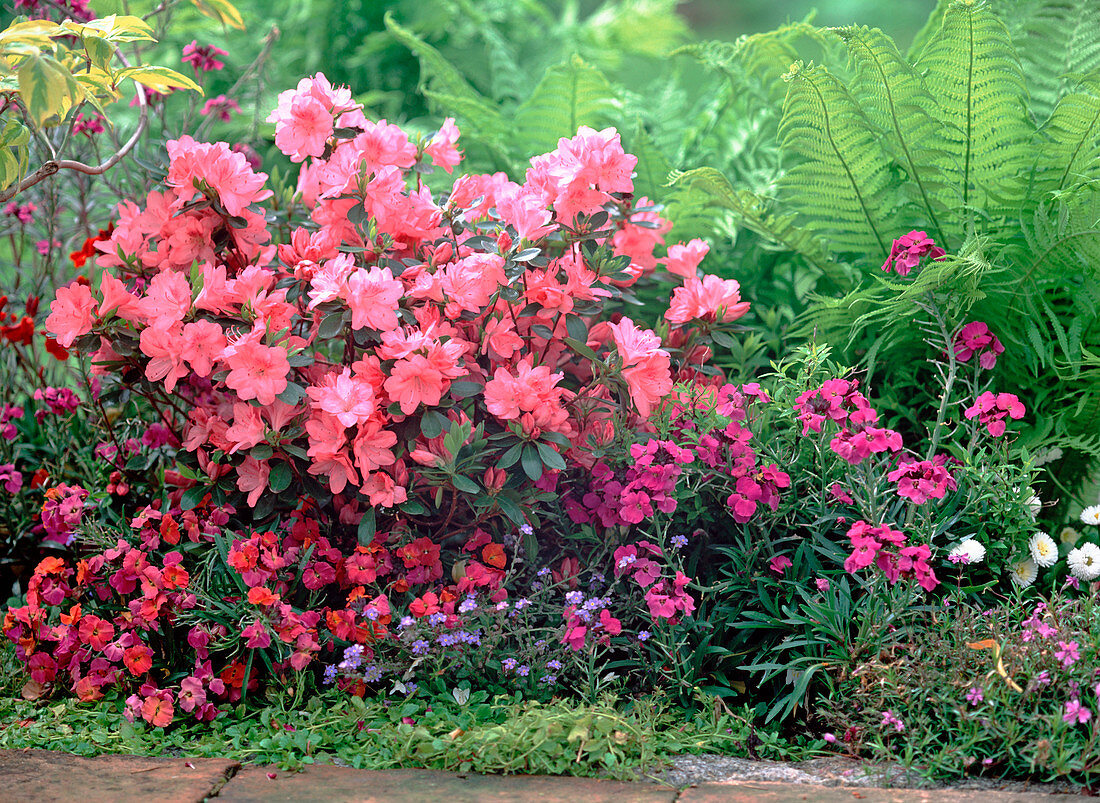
left=802, top=73, right=887, bottom=257
left=923, top=295, right=958, bottom=463
left=962, top=5, right=975, bottom=209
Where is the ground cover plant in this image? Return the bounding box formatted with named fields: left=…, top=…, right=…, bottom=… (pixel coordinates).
left=0, top=0, right=1098, bottom=789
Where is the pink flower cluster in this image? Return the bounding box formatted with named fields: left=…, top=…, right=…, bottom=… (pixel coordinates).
left=610, top=542, right=695, bottom=623
left=881, top=230, right=945, bottom=277
left=886, top=457, right=957, bottom=505
left=181, top=41, right=228, bottom=75
left=964, top=392, right=1026, bottom=437
left=843, top=520, right=939, bottom=592
left=795, top=379, right=903, bottom=465
left=565, top=440, right=692, bottom=527
left=40, top=484, right=88, bottom=546
left=953, top=321, right=1004, bottom=369
left=46, top=72, right=742, bottom=528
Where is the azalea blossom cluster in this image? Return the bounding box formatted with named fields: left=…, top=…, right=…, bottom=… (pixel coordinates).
left=45, top=71, right=741, bottom=534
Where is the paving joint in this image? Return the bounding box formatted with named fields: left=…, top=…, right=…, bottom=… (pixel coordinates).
left=202, top=760, right=242, bottom=800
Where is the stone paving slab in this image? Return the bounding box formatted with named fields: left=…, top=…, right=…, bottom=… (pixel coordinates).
left=0, top=749, right=239, bottom=803
left=677, top=782, right=1094, bottom=803
left=215, top=764, right=679, bottom=803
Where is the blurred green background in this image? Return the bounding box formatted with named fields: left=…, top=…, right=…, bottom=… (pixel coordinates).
left=54, top=0, right=936, bottom=129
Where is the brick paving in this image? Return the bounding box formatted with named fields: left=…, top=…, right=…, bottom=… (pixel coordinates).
left=0, top=750, right=1091, bottom=802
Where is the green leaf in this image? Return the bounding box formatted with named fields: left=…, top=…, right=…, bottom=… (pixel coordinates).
left=116, top=65, right=202, bottom=95
left=189, top=0, right=245, bottom=30
left=497, top=441, right=525, bottom=470
left=180, top=485, right=207, bottom=511
left=916, top=0, right=1031, bottom=215
left=513, top=55, right=619, bottom=157
left=451, top=474, right=480, bottom=494
left=779, top=61, right=898, bottom=260
left=276, top=382, right=307, bottom=405
left=520, top=444, right=543, bottom=481
left=357, top=508, right=376, bottom=546
left=318, top=310, right=346, bottom=340
left=18, top=53, right=79, bottom=126
left=449, top=380, right=483, bottom=399
left=496, top=493, right=527, bottom=527
left=833, top=25, right=955, bottom=247
left=267, top=462, right=292, bottom=494
left=420, top=409, right=447, bottom=439
left=384, top=12, right=508, bottom=148
left=535, top=441, right=566, bottom=472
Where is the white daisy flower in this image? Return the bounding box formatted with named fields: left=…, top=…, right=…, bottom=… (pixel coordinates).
left=1067, top=542, right=1100, bottom=581
left=1060, top=526, right=1081, bottom=545
left=948, top=539, right=986, bottom=565
left=1010, top=559, right=1038, bottom=588
left=1081, top=505, right=1100, bottom=527
left=1028, top=532, right=1058, bottom=567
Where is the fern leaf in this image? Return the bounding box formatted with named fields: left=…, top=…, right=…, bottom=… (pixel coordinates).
left=667, top=167, right=845, bottom=283
left=833, top=25, right=956, bottom=248
left=1029, top=83, right=1100, bottom=198
left=1003, top=0, right=1100, bottom=123
left=625, top=124, right=672, bottom=202
left=915, top=0, right=1032, bottom=214
left=513, top=55, right=620, bottom=157
left=778, top=62, right=900, bottom=259
left=383, top=12, right=508, bottom=145
left=907, top=0, right=950, bottom=62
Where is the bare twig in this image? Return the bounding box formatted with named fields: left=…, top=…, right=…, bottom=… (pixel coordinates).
left=0, top=49, right=149, bottom=204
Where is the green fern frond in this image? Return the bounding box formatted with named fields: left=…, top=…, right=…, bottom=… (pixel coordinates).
left=833, top=25, right=957, bottom=248
left=512, top=55, right=620, bottom=158
left=624, top=124, right=672, bottom=202
left=778, top=62, right=900, bottom=259
left=666, top=167, right=844, bottom=282
left=1002, top=0, right=1100, bottom=123
left=1029, top=83, right=1100, bottom=198
left=906, top=0, right=950, bottom=61
left=384, top=13, right=509, bottom=146
left=915, top=0, right=1032, bottom=214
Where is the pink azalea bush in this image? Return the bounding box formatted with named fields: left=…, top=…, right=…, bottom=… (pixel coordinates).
left=6, top=71, right=762, bottom=724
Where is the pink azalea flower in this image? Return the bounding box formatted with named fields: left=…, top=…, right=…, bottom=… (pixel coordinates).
left=663, top=239, right=709, bottom=278
left=222, top=331, right=290, bottom=406
left=665, top=275, right=750, bottom=325
left=425, top=117, right=462, bottom=173
left=46, top=282, right=97, bottom=348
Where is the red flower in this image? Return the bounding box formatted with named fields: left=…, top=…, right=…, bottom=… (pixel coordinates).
left=123, top=644, right=153, bottom=676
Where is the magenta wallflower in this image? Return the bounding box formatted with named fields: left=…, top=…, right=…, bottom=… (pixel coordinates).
left=1063, top=699, right=1092, bottom=725
left=966, top=686, right=984, bottom=706
left=954, top=322, right=1004, bottom=369
left=182, top=41, right=228, bottom=75
left=881, top=710, right=905, bottom=732
left=887, top=459, right=957, bottom=505
left=964, top=392, right=1026, bottom=437
left=769, top=555, right=792, bottom=576
left=881, top=230, right=945, bottom=276
left=1055, top=640, right=1081, bottom=669
left=200, top=94, right=242, bottom=123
